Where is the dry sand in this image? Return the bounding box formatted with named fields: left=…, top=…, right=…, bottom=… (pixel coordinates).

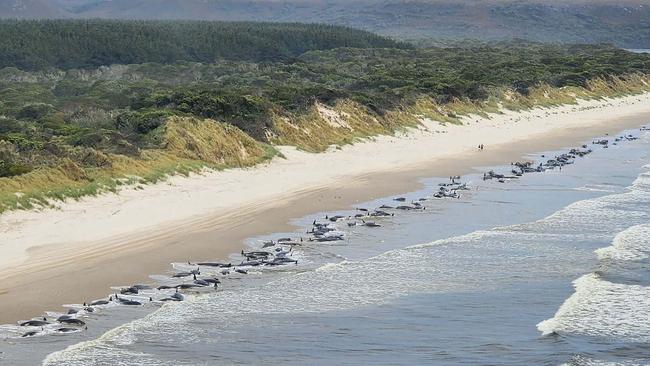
left=1, top=93, right=650, bottom=323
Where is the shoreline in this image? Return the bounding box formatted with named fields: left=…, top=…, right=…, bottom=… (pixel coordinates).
left=1, top=93, right=650, bottom=323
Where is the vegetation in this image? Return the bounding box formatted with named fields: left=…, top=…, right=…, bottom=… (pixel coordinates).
left=0, top=20, right=649, bottom=213
left=0, top=20, right=407, bottom=70
left=3, top=1, right=650, bottom=48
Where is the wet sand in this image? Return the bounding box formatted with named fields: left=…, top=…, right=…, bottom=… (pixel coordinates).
left=1, top=94, right=649, bottom=323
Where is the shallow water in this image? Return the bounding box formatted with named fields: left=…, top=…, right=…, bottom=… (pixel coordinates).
left=1, top=127, right=650, bottom=365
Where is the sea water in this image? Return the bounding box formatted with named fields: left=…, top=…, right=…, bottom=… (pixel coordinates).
left=1, top=126, right=649, bottom=366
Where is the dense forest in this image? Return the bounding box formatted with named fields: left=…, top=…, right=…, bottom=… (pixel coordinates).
left=3, top=1, right=650, bottom=48
left=0, top=20, right=407, bottom=70
left=0, top=20, right=649, bottom=211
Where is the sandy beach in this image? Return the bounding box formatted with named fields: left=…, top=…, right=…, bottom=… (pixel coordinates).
left=1, top=92, right=650, bottom=323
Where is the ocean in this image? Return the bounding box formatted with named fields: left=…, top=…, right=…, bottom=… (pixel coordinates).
left=1, top=125, right=649, bottom=365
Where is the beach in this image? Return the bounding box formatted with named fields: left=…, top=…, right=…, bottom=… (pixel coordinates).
left=1, top=92, right=650, bottom=324
left=31, top=110, right=650, bottom=366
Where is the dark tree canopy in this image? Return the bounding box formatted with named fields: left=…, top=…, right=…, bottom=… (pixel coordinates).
left=0, top=19, right=408, bottom=70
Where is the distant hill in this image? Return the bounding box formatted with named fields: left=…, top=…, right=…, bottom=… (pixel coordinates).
left=1, top=0, right=649, bottom=48
left=0, top=19, right=406, bottom=70
left=0, top=0, right=70, bottom=18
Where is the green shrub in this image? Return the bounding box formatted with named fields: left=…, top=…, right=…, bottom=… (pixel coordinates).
left=0, top=160, right=31, bottom=177
left=16, top=103, right=55, bottom=120
left=116, top=110, right=171, bottom=134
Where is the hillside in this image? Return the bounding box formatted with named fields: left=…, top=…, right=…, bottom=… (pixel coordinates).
left=2, top=0, right=649, bottom=48
left=0, top=20, right=406, bottom=70
left=0, top=0, right=69, bottom=19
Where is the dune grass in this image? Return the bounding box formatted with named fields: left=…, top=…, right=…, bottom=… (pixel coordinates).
left=0, top=74, right=648, bottom=214
left=0, top=117, right=280, bottom=213
left=272, top=73, right=650, bottom=154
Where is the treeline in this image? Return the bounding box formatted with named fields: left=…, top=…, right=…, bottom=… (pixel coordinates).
left=130, top=43, right=650, bottom=136
left=293, top=42, right=650, bottom=107
left=0, top=19, right=408, bottom=70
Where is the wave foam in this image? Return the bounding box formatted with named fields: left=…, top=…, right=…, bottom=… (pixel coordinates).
left=561, top=355, right=650, bottom=366
left=596, top=224, right=650, bottom=261
left=538, top=274, right=650, bottom=343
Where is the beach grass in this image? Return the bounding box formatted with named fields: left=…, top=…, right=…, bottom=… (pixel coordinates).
left=0, top=117, right=281, bottom=213
left=1, top=74, right=648, bottom=214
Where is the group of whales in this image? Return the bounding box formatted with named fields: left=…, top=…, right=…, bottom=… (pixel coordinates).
left=14, top=129, right=644, bottom=339
left=243, top=128, right=642, bottom=248
left=15, top=240, right=304, bottom=338
left=482, top=132, right=641, bottom=183
left=15, top=179, right=457, bottom=338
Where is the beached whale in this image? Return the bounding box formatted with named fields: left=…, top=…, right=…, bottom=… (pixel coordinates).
left=196, top=262, right=231, bottom=268
left=194, top=279, right=211, bottom=286
left=362, top=220, right=381, bottom=227
left=313, top=235, right=344, bottom=242
left=59, top=318, right=86, bottom=326
left=157, top=285, right=176, bottom=290
left=310, top=226, right=336, bottom=236
left=239, top=260, right=265, bottom=266
left=242, top=250, right=272, bottom=259
left=117, top=298, right=143, bottom=306
left=434, top=189, right=460, bottom=199
left=192, top=274, right=211, bottom=286
left=161, top=291, right=186, bottom=302
left=328, top=215, right=346, bottom=222
left=20, top=320, right=48, bottom=327
left=266, top=257, right=298, bottom=265
left=396, top=205, right=414, bottom=210
left=201, top=277, right=221, bottom=285
left=55, top=327, right=79, bottom=333
left=120, top=286, right=139, bottom=295
left=370, top=210, right=393, bottom=217
left=172, top=272, right=194, bottom=278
